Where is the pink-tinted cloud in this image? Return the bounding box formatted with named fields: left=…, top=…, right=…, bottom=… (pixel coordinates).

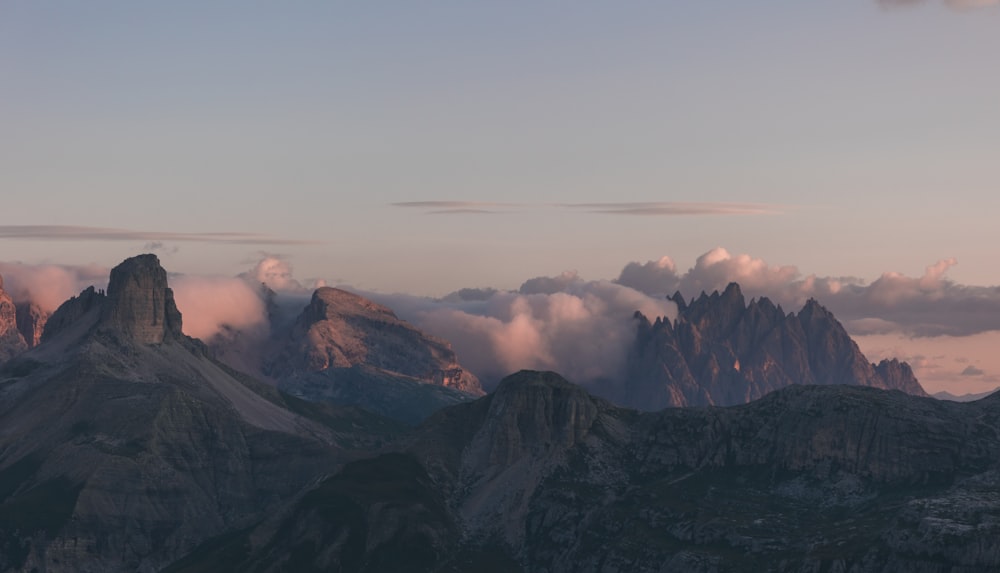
left=362, top=281, right=677, bottom=390
left=0, top=261, right=109, bottom=312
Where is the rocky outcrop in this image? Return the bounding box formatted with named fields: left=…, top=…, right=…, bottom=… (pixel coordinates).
left=0, top=275, right=27, bottom=363
left=99, top=254, right=183, bottom=344
left=622, top=283, right=926, bottom=409
left=14, top=302, right=47, bottom=349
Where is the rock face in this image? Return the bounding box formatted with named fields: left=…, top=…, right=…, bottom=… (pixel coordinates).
left=622, top=283, right=926, bottom=409
left=171, top=371, right=1000, bottom=572
left=0, top=275, right=27, bottom=363
left=267, top=287, right=483, bottom=423
left=99, top=253, right=183, bottom=344
left=269, top=287, right=481, bottom=394
left=0, top=255, right=399, bottom=573
left=14, top=302, right=47, bottom=349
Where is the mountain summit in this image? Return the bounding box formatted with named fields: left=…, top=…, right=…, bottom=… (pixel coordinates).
left=99, top=253, right=183, bottom=344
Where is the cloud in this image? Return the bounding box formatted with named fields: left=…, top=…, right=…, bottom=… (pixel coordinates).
left=360, top=280, right=677, bottom=391
left=961, top=365, right=985, bottom=376
left=560, top=202, right=782, bottom=216
left=877, top=0, right=998, bottom=9
left=0, top=225, right=317, bottom=245
left=170, top=275, right=270, bottom=342
left=391, top=201, right=785, bottom=217
left=618, top=248, right=1000, bottom=338
left=238, top=256, right=308, bottom=293
left=0, top=261, right=109, bottom=312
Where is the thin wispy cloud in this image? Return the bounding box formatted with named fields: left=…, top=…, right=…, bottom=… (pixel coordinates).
left=0, top=225, right=318, bottom=245
left=561, top=202, right=781, bottom=216
left=392, top=201, right=785, bottom=217
left=877, top=0, right=998, bottom=10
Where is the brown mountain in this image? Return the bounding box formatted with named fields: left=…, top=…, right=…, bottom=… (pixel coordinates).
left=621, top=282, right=926, bottom=409
left=266, top=286, right=483, bottom=423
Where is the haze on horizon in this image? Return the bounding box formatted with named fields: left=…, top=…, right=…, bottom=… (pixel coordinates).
left=2, top=2, right=998, bottom=395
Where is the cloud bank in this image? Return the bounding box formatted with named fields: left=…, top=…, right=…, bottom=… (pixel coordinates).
left=361, top=280, right=677, bottom=390
left=616, top=248, right=1000, bottom=337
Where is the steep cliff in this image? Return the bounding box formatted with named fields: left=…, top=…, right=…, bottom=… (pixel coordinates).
left=0, top=275, right=27, bottom=363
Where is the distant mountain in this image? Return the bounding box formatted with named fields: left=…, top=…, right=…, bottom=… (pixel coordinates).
left=934, top=388, right=1000, bottom=402
left=170, top=370, right=1000, bottom=572
left=265, top=286, right=483, bottom=423
left=619, top=283, right=926, bottom=409
left=0, top=255, right=399, bottom=572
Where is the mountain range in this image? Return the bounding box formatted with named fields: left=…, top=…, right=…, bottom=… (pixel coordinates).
left=1, top=254, right=993, bottom=571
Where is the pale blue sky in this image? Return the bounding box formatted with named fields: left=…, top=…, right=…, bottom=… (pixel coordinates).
left=2, top=1, right=998, bottom=293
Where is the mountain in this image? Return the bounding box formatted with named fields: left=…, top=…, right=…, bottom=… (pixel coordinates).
left=621, top=283, right=926, bottom=409
left=265, top=286, right=483, bottom=423
left=0, top=255, right=399, bottom=573
left=171, top=370, right=1000, bottom=572
left=934, top=388, right=1000, bottom=402
left=0, top=276, right=27, bottom=363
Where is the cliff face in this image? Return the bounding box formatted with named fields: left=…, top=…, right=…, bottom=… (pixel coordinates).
left=99, top=254, right=183, bottom=344
left=0, top=276, right=27, bottom=363
left=622, top=283, right=926, bottom=409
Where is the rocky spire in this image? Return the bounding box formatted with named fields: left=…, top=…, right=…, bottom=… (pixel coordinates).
left=15, top=302, right=48, bottom=349
left=99, top=254, right=183, bottom=344
left=0, top=273, right=28, bottom=361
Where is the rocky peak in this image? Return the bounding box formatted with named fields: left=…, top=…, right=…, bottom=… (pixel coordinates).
left=466, top=370, right=598, bottom=469
left=307, top=287, right=398, bottom=323
left=15, top=301, right=49, bottom=349
left=99, top=254, right=183, bottom=344
left=0, top=273, right=28, bottom=362
left=269, top=286, right=483, bottom=395
left=621, top=282, right=927, bottom=409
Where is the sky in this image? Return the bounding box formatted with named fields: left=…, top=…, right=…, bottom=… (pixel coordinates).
left=2, top=1, right=998, bottom=394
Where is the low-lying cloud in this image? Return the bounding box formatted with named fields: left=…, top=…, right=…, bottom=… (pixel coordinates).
left=0, top=261, right=109, bottom=312
left=617, top=247, right=1000, bottom=337
left=361, top=280, right=677, bottom=390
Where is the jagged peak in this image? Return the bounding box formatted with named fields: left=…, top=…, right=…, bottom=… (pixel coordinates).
left=668, top=290, right=687, bottom=312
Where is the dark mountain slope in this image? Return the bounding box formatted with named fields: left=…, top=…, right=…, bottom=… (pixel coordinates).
left=172, top=370, right=1000, bottom=572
